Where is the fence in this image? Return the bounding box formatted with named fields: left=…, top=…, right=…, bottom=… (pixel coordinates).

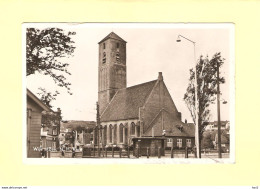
left=81, top=146, right=194, bottom=159
left=82, top=146, right=130, bottom=158
left=45, top=147, right=195, bottom=158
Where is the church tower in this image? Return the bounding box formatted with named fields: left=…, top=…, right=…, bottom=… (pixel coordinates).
left=98, top=32, right=127, bottom=113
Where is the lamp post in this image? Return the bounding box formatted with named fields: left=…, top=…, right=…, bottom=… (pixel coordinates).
left=217, top=61, right=222, bottom=158
left=176, top=34, right=200, bottom=158
left=96, top=102, right=101, bottom=157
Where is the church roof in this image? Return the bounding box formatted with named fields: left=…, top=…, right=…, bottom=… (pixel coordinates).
left=142, top=110, right=195, bottom=137
left=101, top=80, right=157, bottom=122
left=98, top=32, right=127, bottom=44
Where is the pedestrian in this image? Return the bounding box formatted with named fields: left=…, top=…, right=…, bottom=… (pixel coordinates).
left=41, top=149, right=45, bottom=158
left=61, top=148, right=65, bottom=158
left=72, top=147, right=75, bottom=158
left=193, top=145, right=197, bottom=158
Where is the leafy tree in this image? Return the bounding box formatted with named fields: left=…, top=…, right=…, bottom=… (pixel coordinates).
left=75, top=125, right=85, bottom=133
left=37, top=88, right=59, bottom=108
left=201, top=131, right=214, bottom=149
left=26, top=28, right=76, bottom=106
left=41, top=110, right=61, bottom=128
left=184, top=52, right=225, bottom=157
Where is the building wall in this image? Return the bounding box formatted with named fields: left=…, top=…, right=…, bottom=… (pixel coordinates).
left=142, top=79, right=181, bottom=134
left=99, top=119, right=139, bottom=147
left=27, top=97, right=42, bottom=158
left=166, top=136, right=195, bottom=148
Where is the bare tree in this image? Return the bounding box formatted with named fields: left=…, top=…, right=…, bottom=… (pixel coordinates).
left=184, top=52, right=225, bottom=157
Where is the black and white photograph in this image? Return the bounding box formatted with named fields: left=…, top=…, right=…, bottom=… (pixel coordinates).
left=24, top=23, right=234, bottom=163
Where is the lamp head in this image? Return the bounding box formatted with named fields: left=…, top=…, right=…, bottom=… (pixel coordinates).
left=176, top=36, right=181, bottom=42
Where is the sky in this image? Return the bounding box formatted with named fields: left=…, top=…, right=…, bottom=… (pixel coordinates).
left=26, top=23, right=234, bottom=123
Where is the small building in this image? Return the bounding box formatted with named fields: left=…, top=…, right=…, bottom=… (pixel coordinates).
left=162, top=123, right=195, bottom=149
left=204, top=121, right=229, bottom=131
left=132, top=137, right=165, bottom=156
left=27, top=89, right=61, bottom=158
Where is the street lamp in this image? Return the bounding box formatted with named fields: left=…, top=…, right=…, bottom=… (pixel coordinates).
left=176, top=34, right=200, bottom=158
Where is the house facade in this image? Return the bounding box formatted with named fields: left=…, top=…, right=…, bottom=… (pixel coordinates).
left=95, top=32, right=195, bottom=149
left=204, top=121, right=230, bottom=131
left=27, top=89, right=61, bottom=158
left=40, top=109, right=61, bottom=152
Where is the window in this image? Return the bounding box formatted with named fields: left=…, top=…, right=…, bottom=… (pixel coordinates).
left=52, top=142, right=56, bottom=150
left=117, top=43, right=119, bottom=48
left=167, top=138, right=172, bottom=143
left=119, top=124, right=124, bottom=143
left=116, top=52, right=120, bottom=61
left=52, top=127, right=58, bottom=135
left=103, top=43, right=105, bottom=49
left=177, top=139, right=182, bottom=148
left=103, top=126, right=107, bottom=145
left=125, top=127, right=128, bottom=144
left=186, top=139, right=191, bottom=147
left=131, top=123, right=135, bottom=135
left=114, top=125, right=117, bottom=144
left=40, top=140, right=43, bottom=148
left=102, top=52, right=106, bottom=64
left=109, top=125, right=112, bottom=143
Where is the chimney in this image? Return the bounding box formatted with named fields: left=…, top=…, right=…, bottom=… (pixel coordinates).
left=158, top=72, right=163, bottom=81
left=57, top=108, right=61, bottom=116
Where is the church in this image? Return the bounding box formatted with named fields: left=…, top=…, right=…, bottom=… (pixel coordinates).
left=96, top=32, right=195, bottom=150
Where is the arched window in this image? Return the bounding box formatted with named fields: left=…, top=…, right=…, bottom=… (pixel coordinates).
left=131, top=122, right=135, bottom=136
left=102, top=52, right=106, bottom=64
left=103, top=126, right=107, bottom=145
left=109, top=125, right=113, bottom=143
left=125, top=126, right=128, bottom=144
left=119, top=124, right=124, bottom=143
left=99, top=125, right=103, bottom=144
left=114, top=125, right=117, bottom=144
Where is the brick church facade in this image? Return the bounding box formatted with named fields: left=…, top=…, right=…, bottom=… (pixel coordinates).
left=96, top=32, right=195, bottom=149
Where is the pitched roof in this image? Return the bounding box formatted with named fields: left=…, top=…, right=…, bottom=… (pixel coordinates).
left=27, top=89, right=53, bottom=112
left=205, top=121, right=229, bottom=126
left=143, top=110, right=195, bottom=137
left=98, top=32, right=127, bottom=44
left=165, top=124, right=195, bottom=137
left=101, top=80, right=157, bottom=122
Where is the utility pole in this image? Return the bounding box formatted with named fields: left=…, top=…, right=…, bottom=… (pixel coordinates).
left=217, top=61, right=222, bottom=158
left=96, top=102, right=101, bottom=157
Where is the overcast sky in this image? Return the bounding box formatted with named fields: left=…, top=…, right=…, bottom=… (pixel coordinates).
left=26, top=23, right=234, bottom=123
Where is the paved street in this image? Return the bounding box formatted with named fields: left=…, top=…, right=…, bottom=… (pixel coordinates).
left=50, top=150, right=229, bottom=160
